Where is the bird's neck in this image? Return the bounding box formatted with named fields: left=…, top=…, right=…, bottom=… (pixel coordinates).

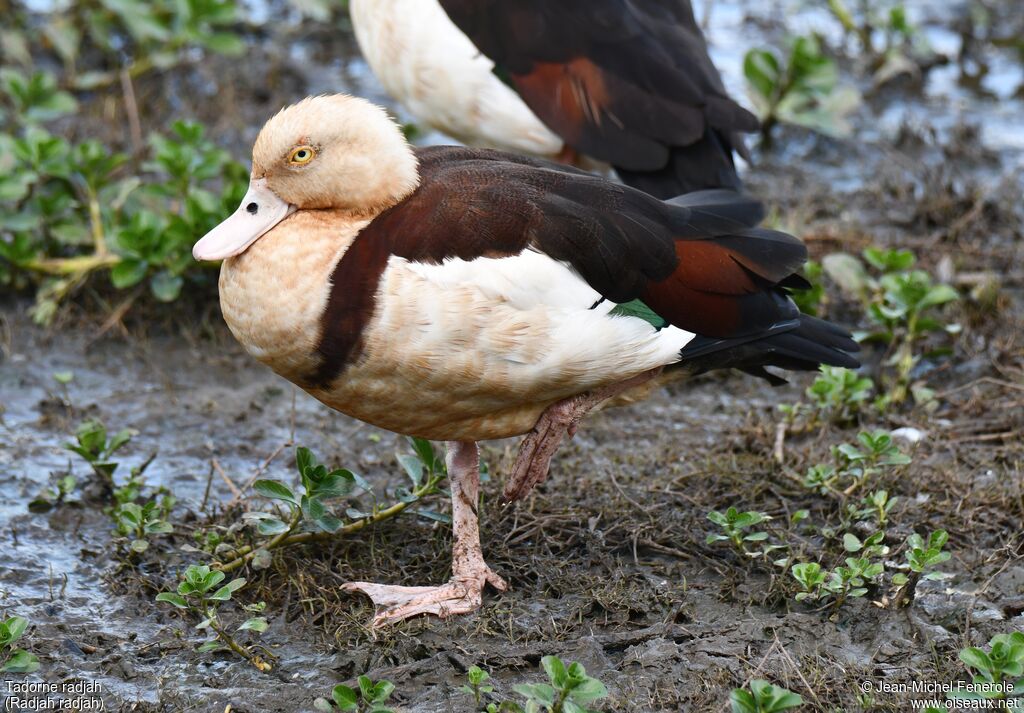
left=218, top=209, right=371, bottom=383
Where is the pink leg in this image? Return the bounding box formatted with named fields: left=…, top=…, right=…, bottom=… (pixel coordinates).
left=342, top=441, right=507, bottom=627
left=503, top=368, right=664, bottom=501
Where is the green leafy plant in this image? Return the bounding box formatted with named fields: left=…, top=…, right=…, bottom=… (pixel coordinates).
left=63, top=418, right=136, bottom=490
left=0, top=69, right=77, bottom=125
left=792, top=532, right=887, bottom=611
left=892, top=530, right=951, bottom=607
left=508, top=656, right=609, bottom=713
left=706, top=507, right=775, bottom=557
left=1, top=85, right=247, bottom=321
left=803, top=430, right=911, bottom=496
left=823, top=247, right=960, bottom=406
left=805, top=366, right=874, bottom=425
left=790, top=260, right=825, bottom=316
left=460, top=665, right=496, bottom=709
left=744, top=35, right=860, bottom=142
left=155, top=564, right=271, bottom=671
left=730, top=679, right=804, bottom=712
left=22, top=0, right=245, bottom=90
left=28, top=471, right=77, bottom=512
left=826, top=0, right=934, bottom=86
left=216, top=439, right=448, bottom=573
left=950, top=632, right=1024, bottom=702
left=833, top=430, right=912, bottom=490
left=113, top=500, right=174, bottom=554
left=864, top=270, right=960, bottom=404
left=314, top=677, right=397, bottom=712
left=0, top=616, right=39, bottom=674
left=854, top=489, right=897, bottom=527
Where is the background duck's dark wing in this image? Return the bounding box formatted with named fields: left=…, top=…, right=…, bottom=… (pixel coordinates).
left=437, top=0, right=760, bottom=198
left=311, top=147, right=857, bottom=387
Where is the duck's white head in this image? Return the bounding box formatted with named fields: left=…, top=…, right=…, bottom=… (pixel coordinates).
left=193, top=94, right=419, bottom=261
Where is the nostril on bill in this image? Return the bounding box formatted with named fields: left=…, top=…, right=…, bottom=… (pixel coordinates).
left=246, top=202, right=259, bottom=215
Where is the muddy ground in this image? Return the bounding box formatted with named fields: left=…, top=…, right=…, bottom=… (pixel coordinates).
left=2, top=0, right=1024, bottom=711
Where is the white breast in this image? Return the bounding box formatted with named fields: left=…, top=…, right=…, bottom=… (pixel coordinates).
left=350, top=0, right=564, bottom=157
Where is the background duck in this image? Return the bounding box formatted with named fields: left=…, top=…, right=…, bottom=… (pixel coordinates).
left=350, top=0, right=760, bottom=198
left=193, top=94, right=857, bottom=627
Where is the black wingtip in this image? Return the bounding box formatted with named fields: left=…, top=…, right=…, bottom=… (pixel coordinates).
left=678, top=313, right=861, bottom=383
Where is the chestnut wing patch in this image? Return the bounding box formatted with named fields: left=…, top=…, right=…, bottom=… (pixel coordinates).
left=309, top=147, right=806, bottom=387
left=438, top=0, right=759, bottom=181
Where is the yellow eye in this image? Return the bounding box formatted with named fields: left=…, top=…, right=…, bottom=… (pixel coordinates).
left=288, top=146, right=316, bottom=165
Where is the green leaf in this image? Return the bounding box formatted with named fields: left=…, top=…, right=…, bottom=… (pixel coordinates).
left=332, top=684, right=359, bottom=711
left=371, top=680, right=395, bottom=702
left=257, top=517, right=290, bottom=536
left=416, top=509, right=452, bottom=524
left=513, top=683, right=556, bottom=706
left=541, top=656, right=567, bottom=687
left=730, top=688, right=757, bottom=713
left=569, top=677, right=608, bottom=703
left=252, top=479, right=298, bottom=505
left=150, top=270, right=183, bottom=302
left=314, top=514, right=344, bottom=533
left=203, top=32, right=245, bottom=55
left=397, top=454, right=425, bottom=488
left=313, top=470, right=356, bottom=498
left=209, top=577, right=246, bottom=601
left=110, top=259, right=148, bottom=288
left=237, top=617, right=268, bottom=633
left=2, top=617, right=28, bottom=643
left=960, top=647, right=993, bottom=673
left=155, top=592, right=189, bottom=609
left=1, top=649, right=40, bottom=673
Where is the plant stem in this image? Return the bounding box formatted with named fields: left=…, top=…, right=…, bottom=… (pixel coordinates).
left=24, top=253, right=120, bottom=276
left=206, top=617, right=272, bottom=672
left=87, top=189, right=108, bottom=256
left=895, top=570, right=921, bottom=608
left=214, top=474, right=445, bottom=573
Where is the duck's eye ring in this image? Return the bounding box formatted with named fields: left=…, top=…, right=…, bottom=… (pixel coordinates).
left=288, top=146, right=316, bottom=165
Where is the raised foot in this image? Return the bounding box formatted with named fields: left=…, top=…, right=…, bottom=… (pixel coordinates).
left=342, top=567, right=507, bottom=627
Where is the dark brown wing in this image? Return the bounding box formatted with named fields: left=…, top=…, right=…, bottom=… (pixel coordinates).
left=438, top=0, right=759, bottom=197
left=309, top=147, right=826, bottom=387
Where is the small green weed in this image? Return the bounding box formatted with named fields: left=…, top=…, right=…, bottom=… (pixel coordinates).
left=744, top=35, right=860, bottom=142
left=217, top=439, right=447, bottom=573
left=28, top=470, right=77, bottom=512
left=155, top=564, right=271, bottom=672
left=950, top=632, right=1024, bottom=703
left=113, top=500, right=174, bottom=554
left=803, top=430, right=911, bottom=496
left=892, top=530, right=952, bottom=607
left=823, top=247, right=960, bottom=406
left=314, top=676, right=396, bottom=712
left=780, top=366, right=875, bottom=429
left=730, top=679, right=804, bottom=712
left=706, top=507, right=780, bottom=559
left=0, top=616, right=39, bottom=674
left=460, top=665, right=496, bottom=709
left=63, top=418, right=136, bottom=491
left=509, top=656, right=609, bottom=713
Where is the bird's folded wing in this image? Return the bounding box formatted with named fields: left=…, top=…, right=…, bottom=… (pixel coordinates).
left=310, top=146, right=809, bottom=386
left=437, top=0, right=760, bottom=171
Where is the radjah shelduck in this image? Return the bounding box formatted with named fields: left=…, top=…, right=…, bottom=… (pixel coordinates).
left=349, top=0, right=760, bottom=199
left=193, top=95, right=858, bottom=627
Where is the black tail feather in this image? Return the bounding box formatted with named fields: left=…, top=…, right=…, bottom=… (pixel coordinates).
left=679, top=313, right=861, bottom=385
